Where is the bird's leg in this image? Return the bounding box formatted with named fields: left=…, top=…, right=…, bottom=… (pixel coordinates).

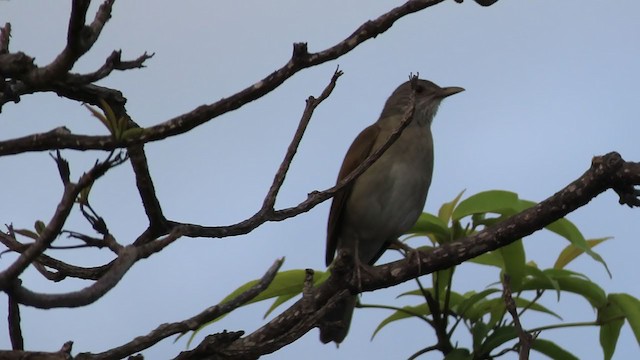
left=352, top=245, right=379, bottom=292
left=390, top=239, right=422, bottom=275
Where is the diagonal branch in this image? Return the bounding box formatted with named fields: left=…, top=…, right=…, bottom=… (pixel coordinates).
left=73, top=258, right=284, bottom=360
left=176, top=152, right=638, bottom=359
left=261, top=67, right=343, bottom=212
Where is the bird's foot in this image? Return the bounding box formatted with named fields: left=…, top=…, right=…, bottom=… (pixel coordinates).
left=354, top=260, right=377, bottom=292
left=390, top=239, right=423, bottom=275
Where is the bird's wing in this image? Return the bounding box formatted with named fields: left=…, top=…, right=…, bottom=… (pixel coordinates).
left=326, top=123, right=381, bottom=266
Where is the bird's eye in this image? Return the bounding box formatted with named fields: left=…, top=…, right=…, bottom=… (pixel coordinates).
left=415, top=85, right=425, bottom=94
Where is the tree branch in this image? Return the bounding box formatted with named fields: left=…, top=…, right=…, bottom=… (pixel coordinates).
left=0, top=22, right=11, bottom=54
left=260, top=67, right=344, bottom=212
left=6, top=245, right=137, bottom=308
left=0, top=152, right=127, bottom=291
left=73, top=258, right=284, bottom=360
left=0, top=0, right=447, bottom=155
left=65, top=50, right=154, bottom=85
left=26, top=0, right=115, bottom=84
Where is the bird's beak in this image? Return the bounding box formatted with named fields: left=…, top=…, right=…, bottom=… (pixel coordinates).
left=438, top=86, right=465, bottom=98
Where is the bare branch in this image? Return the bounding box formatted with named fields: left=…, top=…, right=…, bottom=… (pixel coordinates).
left=128, top=145, right=169, bottom=237
left=65, top=50, right=154, bottom=85
left=0, top=227, right=113, bottom=281
left=74, top=258, right=284, bottom=360
left=174, top=72, right=418, bottom=239
left=0, top=152, right=127, bottom=290
left=8, top=294, right=23, bottom=350
left=7, top=245, right=137, bottom=308
left=502, top=274, right=533, bottom=360
left=26, top=0, right=115, bottom=84
left=0, top=22, right=11, bottom=54
left=261, top=68, right=344, bottom=211
left=0, top=341, right=73, bottom=360
left=0, top=0, right=447, bottom=155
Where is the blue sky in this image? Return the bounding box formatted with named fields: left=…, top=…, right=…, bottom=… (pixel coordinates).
left=1, top=1, right=639, bottom=359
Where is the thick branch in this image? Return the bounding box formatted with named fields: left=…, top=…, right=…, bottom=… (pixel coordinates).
left=190, top=152, right=637, bottom=358
left=73, top=259, right=284, bottom=360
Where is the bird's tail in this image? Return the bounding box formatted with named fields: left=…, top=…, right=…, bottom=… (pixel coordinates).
left=318, top=295, right=357, bottom=344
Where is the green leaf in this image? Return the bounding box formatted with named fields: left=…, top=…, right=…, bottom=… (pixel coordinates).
left=76, top=182, right=93, bottom=205
left=554, top=237, right=612, bottom=270
left=34, top=220, right=46, bottom=235
left=84, top=103, right=110, bottom=130
left=455, top=289, right=501, bottom=321
left=598, top=299, right=625, bottom=360
left=468, top=251, right=504, bottom=268
left=408, top=212, right=450, bottom=241
left=439, top=190, right=465, bottom=223
left=433, top=267, right=455, bottom=302
left=264, top=293, right=299, bottom=318
left=13, top=228, right=39, bottom=240
left=609, top=293, right=640, bottom=344
left=99, top=99, right=118, bottom=130
left=486, top=299, right=506, bottom=329
left=468, top=297, right=561, bottom=326
left=122, top=127, right=145, bottom=140
left=520, top=276, right=606, bottom=308
left=545, top=218, right=610, bottom=276
left=525, top=265, right=561, bottom=301
left=187, top=268, right=327, bottom=346
left=452, top=190, right=519, bottom=221
left=479, top=326, right=517, bottom=354
left=513, top=295, right=562, bottom=320
left=443, top=348, right=472, bottom=360
left=218, top=269, right=313, bottom=306
left=499, top=239, right=526, bottom=291
left=371, top=303, right=430, bottom=339
left=532, top=338, right=579, bottom=360
left=542, top=268, right=591, bottom=281
left=471, top=321, right=490, bottom=352
left=397, top=289, right=465, bottom=308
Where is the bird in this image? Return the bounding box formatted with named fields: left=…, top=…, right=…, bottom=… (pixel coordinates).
left=319, top=78, right=464, bottom=344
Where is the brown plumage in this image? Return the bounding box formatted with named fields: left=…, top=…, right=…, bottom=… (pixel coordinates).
left=319, top=79, right=464, bottom=344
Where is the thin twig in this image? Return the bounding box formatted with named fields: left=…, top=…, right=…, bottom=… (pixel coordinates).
left=0, top=152, right=126, bottom=290
left=502, top=274, right=532, bottom=360
left=261, top=68, right=344, bottom=211
left=0, top=22, right=11, bottom=54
